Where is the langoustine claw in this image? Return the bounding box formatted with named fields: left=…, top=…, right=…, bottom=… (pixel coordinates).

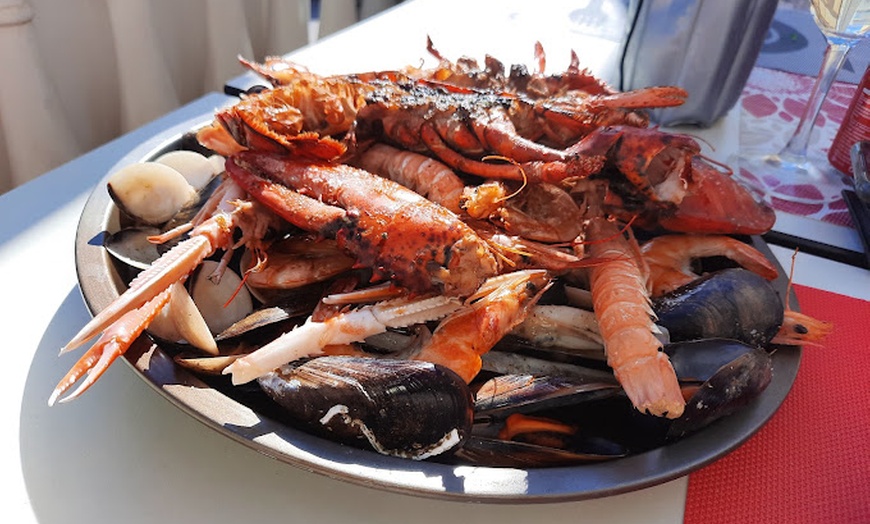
left=50, top=289, right=172, bottom=405
left=224, top=295, right=464, bottom=385
left=51, top=179, right=272, bottom=404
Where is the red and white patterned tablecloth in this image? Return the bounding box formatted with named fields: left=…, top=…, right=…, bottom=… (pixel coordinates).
left=736, top=67, right=857, bottom=227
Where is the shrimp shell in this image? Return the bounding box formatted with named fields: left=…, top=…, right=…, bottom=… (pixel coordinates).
left=586, top=217, right=685, bottom=418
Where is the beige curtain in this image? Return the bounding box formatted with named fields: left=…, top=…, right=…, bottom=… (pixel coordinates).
left=0, top=0, right=315, bottom=194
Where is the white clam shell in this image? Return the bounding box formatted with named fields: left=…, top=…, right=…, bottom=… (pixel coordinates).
left=190, top=260, right=254, bottom=335
left=107, top=162, right=197, bottom=225
left=147, top=282, right=218, bottom=355
left=154, top=150, right=218, bottom=191
left=207, top=154, right=226, bottom=176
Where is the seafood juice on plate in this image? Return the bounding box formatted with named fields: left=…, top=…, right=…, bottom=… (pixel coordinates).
left=53, top=42, right=833, bottom=496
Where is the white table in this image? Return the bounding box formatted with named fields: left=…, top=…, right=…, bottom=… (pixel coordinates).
left=4, top=1, right=870, bottom=522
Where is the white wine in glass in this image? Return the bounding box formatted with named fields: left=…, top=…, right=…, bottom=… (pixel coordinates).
left=741, top=0, right=870, bottom=204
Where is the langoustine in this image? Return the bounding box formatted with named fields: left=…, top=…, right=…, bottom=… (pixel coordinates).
left=50, top=178, right=276, bottom=404
left=584, top=216, right=685, bottom=418
left=51, top=43, right=832, bottom=468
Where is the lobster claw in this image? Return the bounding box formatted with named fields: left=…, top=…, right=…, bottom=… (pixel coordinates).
left=654, top=157, right=776, bottom=235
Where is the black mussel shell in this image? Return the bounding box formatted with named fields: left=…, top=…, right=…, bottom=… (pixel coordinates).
left=258, top=356, right=474, bottom=460
left=666, top=339, right=773, bottom=438
left=667, top=338, right=764, bottom=383
left=473, top=373, right=620, bottom=419
left=103, top=227, right=163, bottom=270
left=451, top=435, right=626, bottom=468
left=653, top=268, right=784, bottom=347
left=466, top=371, right=661, bottom=466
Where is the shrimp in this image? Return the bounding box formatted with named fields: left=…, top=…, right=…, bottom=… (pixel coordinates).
left=771, top=249, right=833, bottom=346
left=352, top=143, right=465, bottom=213
left=585, top=216, right=685, bottom=418
left=641, top=234, right=779, bottom=297
left=412, top=269, right=552, bottom=382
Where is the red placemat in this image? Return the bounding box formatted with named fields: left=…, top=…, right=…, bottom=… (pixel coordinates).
left=683, top=285, right=870, bottom=524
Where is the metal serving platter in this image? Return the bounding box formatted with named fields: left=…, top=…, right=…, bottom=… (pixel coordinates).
left=73, top=114, right=801, bottom=503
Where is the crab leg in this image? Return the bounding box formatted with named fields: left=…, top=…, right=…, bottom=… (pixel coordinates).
left=61, top=235, right=215, bottom=354
left=224, top=295, right=463, bottom=385
left=50, top=289, right=172, bottom=405
left=52, top=180, right=259, bottom=405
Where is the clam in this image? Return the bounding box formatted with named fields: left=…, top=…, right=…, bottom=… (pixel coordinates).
left=189, top=260, right=254, bottom=335
left=154, top=150, right=221, bottom=191
left=107, top=162, right=198, bottom=225
left=147, top=282, right=219, bottom=355
left=207, top=154, right=226, bottom=175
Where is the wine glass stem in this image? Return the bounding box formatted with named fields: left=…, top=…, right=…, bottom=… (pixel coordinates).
left=780, top=41, right=853, bottom=160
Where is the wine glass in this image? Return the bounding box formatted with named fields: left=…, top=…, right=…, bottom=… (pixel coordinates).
left=740, top=0, right=870, bottom=204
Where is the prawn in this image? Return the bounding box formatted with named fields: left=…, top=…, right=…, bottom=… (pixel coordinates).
left=641, top=234, right=779, bottom=297
left=584, top=216, right=685, bottom=418
left=411, top=269, right=552, bottom=382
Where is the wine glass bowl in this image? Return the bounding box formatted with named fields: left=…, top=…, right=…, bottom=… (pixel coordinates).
left=739, top=0, right=870, bottom=204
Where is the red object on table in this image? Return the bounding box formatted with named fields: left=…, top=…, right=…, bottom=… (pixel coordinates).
left=828, top=66, right=870, bottom=177
left=683, top=285, right=870, bottom=524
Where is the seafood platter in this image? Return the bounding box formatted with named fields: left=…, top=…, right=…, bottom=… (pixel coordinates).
left=57, top=45, right=831, bottom=501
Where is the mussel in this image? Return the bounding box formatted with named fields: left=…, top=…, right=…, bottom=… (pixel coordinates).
left=447, top=336, right=775, bottom=466
left=258, top=356, right=474, bottom=460
left=453, top=434, right=627, bottom=467
left=103, top=226, right=164, bottom=270
left=666, top=338, right=773, bottom=438
left=653, top=268, right=784, bottom=347
left=454, top=371, right=627, bottom=467
left=473, top=371, right=621, bottom=420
